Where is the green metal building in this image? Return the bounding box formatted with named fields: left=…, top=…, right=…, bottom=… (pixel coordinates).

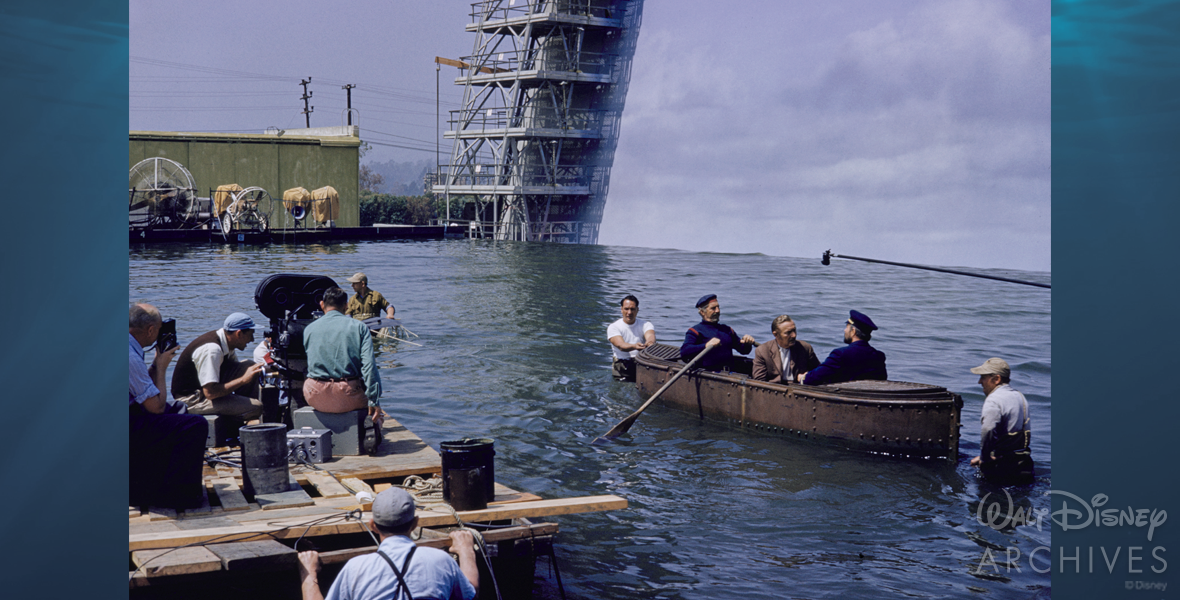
left=129, top=127, right=361, bottom=226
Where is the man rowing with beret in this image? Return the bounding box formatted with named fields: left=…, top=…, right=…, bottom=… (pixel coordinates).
left=680, top=294, right=757, bottom=371
left=800, top=310, right=887, bottom=385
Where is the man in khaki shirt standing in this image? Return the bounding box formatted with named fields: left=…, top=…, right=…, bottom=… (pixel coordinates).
left=344, top=272, right=396, bottom=320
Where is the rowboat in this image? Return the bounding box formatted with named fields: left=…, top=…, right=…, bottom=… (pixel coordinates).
left=633, top=343, right=963, bottom=459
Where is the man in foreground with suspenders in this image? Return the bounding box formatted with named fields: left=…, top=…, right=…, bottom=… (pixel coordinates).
left=298, top=487, right=479, bottom=600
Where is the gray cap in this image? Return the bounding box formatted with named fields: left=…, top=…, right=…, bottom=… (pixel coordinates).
left=372, top=487, right=416, bottom=528
left=223, top=312, right=255, bottom=331
left=970, top=357, right=1010, bottom=378
left=346, top=272, right=367, bottom=284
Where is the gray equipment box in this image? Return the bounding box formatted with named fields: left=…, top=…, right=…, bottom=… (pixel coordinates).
left=287, top=428, right=332, bottom=464
left=204, top=415, right=239, bottom=447
left=293, top=407, right=375, bottom=456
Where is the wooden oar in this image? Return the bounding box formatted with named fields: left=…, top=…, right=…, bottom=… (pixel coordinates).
left=593, top=348, right=710, bottom=444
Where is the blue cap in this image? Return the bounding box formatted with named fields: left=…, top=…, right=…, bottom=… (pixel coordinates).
left=848, top=310, right=878, bottom=331
left=223, top=312, right=256, bottom=331
left=696, top=294, right=718, bottom=308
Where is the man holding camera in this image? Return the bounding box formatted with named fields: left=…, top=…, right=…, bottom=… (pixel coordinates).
left=171, top=312, right=264, bottom=421
left=129, top=303, right=208, bottom=509
left=303, top=287, right=385, bottom=430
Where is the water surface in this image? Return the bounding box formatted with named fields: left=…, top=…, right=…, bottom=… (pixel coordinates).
left=130, top=239, right=1051, bottom=599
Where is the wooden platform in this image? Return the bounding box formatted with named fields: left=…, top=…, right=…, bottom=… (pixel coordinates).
left=129, top=417, right=627, bottom=590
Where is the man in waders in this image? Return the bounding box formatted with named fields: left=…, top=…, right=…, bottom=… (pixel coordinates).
left=345, top=272, right=396, bottom=320
left=297, top=487, right=479, bottom=600
left=607, top=294, right=656, bottom=381
left=969, top=358, right=1034, bottom=484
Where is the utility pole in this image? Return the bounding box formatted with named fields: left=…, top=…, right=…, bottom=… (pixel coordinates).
left=342, top=84, right=356, bottom=125
left=300, top=77, right=314, bottom=127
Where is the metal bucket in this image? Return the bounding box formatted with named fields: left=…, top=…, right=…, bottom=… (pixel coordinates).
left=240, top=423, right=289, bottom=497
left=440, top=438, right=495, bottom=511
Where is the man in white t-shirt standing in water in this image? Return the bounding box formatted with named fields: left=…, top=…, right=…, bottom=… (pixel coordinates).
left=607, top=294, right=657, bottom=381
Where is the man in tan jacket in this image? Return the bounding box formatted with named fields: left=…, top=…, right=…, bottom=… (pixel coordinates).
left=752, top=314, right=820, bottom=384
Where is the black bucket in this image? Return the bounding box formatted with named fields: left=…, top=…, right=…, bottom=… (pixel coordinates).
left=440, top=438, right=495, bottom=511
left=240, top=424, right=289, bottom=497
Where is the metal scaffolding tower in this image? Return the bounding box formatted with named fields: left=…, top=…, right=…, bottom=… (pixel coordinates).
left=434, top=0, right=644, bottom=243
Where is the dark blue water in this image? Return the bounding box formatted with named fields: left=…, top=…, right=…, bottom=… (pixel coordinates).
left=130, top=239, right=1051, bottom=599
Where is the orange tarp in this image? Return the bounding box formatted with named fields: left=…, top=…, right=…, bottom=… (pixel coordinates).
left=310, top=186, right=340, bottom=223
left=214, top=184, right=243, bottom=215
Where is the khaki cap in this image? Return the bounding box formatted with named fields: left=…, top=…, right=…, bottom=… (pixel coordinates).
left=346, top=272, right=367, bottom=284
left=970, top=357, right=1010, bottom=378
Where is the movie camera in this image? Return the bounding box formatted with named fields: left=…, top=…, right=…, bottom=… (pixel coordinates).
left=253, top=274, right=336, bottom=408
left=252, top=274, right=380, bottom=455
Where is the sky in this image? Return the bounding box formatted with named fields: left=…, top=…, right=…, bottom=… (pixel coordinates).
left=130, top=0, right=1050, bottom=272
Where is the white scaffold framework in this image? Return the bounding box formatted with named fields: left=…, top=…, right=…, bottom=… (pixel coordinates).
left=434, top=0, right=644, bottom=244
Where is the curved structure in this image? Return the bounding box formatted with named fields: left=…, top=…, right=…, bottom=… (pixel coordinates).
left=634, top=343, right=963, bottom=459
left=435, top=0, right=645, bottom=243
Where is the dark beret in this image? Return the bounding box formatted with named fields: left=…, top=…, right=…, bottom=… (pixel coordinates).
left=696, top=294, right=718, bottom=308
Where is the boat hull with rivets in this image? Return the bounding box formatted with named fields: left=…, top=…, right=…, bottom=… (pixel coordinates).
left=634, top=343, right=962, bottom=459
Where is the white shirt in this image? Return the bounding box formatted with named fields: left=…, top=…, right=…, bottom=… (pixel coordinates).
left=607, top=318, right=654, bottom=360
left=191, top=329, right=236, bottom=386
left=779, top=344, right=793, bottom=377
left=253, top=340, right=270, bottom=365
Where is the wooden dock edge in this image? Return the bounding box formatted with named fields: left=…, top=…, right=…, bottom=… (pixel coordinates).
left=130, top=494, right=628, bottom=552
left=130, top=521, right=561, bottom=588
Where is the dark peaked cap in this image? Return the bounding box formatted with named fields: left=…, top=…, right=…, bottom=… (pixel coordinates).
left=848, top=310, right=878, bottom=331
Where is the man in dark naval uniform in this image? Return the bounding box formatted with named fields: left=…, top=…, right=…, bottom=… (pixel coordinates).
left=680, top=294, right=757, bottom=371
left=801, top=310, right=887, bottom=385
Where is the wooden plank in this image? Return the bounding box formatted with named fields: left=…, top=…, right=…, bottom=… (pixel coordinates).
left=148, top=507, right=176, bottom=522
left=492, top=482, right=542, bottom=504
left=131, top=546, right=222, bottom=577
left=256, top=487, right=315, bottom=510
left=227, top=503, right=358, bottom=523
left=129, top=521, right=182, bottom=536
left=305, top=473, right=352, bottom=498
left=340, top=478, right=374, bottom=498
left=131, top=516, right=363, bottom=551
left=173, top=516, right=241, bottom=530
left=130, top=506, right=142, bottom=519
left=207, top=540, right=297, bottom=571
left=315, top=522, right=561, bottom=566
left=130, top=495, right=625, bottom=551
left=211, top=477, right=251, bottom=512
left=416, top=495, right=628, bottom=526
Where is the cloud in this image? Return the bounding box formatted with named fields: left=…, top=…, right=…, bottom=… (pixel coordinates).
left=602, top=0, right=1050, bottom=271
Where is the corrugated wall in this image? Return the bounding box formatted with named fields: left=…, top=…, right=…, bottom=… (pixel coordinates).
left=129, top=132, right=360, bottom=227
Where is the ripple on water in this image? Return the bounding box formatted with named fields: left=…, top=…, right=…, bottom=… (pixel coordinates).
left=131, top=240, right=1050, bottom=599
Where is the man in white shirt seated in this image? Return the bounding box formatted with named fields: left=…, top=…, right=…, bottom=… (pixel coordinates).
left=607, top=294, right=656, bottom=381
left=171, top=312, right=264, bottom=420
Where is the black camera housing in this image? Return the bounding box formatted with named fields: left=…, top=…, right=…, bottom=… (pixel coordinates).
left=157, top=318, right=178, bottom=352
left=253, top=274, right=338, bottom=412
